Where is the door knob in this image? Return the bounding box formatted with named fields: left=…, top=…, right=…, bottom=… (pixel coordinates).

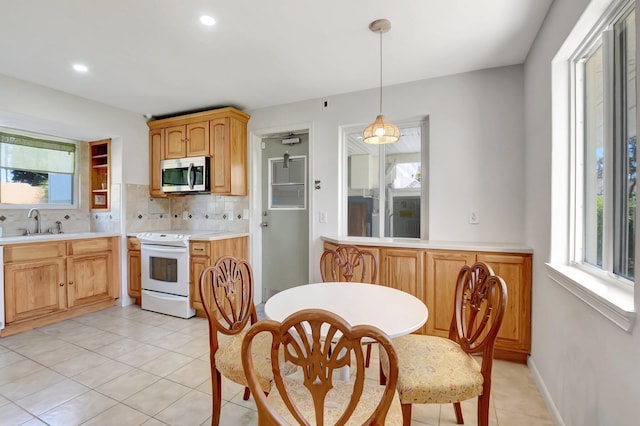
left=260, top=222, right=269, bottom=227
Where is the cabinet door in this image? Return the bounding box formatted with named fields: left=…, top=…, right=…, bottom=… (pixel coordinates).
left=424, top=250, right=476, bottom=337
left=477, top=252, right=532, bottom=360
left=190, top=256, right=209, bottom=313
left=186, top=121, right=210, bottom=156
left=67, top=252, right=113, bottom=308
left=149, top=128, right=166, bottom=197
left=381, top=248, right=424, bottom=295
left=165, top=125, right=187, bottom=159
left=128, top=250, right=141, bottom=303
left=210, top=118, right=231, bottom=193
left=4, top=258, right=66, bottom=323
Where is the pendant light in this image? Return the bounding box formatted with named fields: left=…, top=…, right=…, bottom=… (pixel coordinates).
left=362, top=19, right=399, bottom=145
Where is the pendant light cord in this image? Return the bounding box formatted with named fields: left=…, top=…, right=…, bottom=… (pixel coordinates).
left=379, top=29, right=383, bottom=114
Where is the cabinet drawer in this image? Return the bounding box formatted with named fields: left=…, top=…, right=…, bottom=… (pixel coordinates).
left=127, top=237, right=141, bottom=251
left=67, top=237, right=113, bottom=255
left=4, top=242, right=66, bottom=263
left=190, top=242, right=210, bottom=257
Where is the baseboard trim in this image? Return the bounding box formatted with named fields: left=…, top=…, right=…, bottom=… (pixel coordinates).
left=527, top=355, right=565, bottom=426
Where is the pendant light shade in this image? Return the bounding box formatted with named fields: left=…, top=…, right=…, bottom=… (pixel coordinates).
left=363, top=19, right=399, bottom=145
left=362, top=114, right=400, bottom=144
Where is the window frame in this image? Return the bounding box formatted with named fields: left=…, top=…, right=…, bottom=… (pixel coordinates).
left=341, top=117, right=429, bottom=239
left=548, top=0, right=636, bottom=332
left=0, top=127, right=81, bottom=210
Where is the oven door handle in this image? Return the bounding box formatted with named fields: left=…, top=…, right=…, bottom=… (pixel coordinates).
left=142, top=245, right=188, bottom=254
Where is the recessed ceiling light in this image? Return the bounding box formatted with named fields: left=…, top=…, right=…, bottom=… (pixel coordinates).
left=72, top=63, right=89, bottom=73
left=200, top=15, right=215, bottom=26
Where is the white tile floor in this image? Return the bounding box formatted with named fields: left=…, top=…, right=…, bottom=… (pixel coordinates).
left=0, top=305, right=553, bottom=425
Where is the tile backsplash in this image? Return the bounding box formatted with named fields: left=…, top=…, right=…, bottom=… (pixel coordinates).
left=125, top=184, right=249, bottom=234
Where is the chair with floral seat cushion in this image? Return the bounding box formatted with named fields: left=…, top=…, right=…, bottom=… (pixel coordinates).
left=380, top=262, right=507, bottom=426
left=242, top=308, right=403, bottom=425
left=200, top=255, right=296, bottom=426
left=320, top=244, right=378, bottom=367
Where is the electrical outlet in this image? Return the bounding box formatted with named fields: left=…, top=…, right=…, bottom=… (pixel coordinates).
left=319, top=211, right=328, bottom=223
left=469, top=209, right=480, bottom=224
left=182, top=210, right=189, bottom=220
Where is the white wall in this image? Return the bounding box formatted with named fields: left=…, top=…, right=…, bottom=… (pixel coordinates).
left=524, top=0, right=640, bottom=425
left=0, top=74, right=150, bottom=305
left=247, top=65, right=526, bottom=281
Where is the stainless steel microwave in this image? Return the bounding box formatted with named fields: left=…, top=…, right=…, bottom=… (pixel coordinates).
left=161, top=156, right=210, bottom=193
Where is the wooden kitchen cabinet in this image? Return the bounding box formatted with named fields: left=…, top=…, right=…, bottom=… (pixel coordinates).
left=4, top=256, right=66, bottom=324
left=321, top=241, right=532, bottom=363
left=424, top=250, right=477, bottom=337
left=477, top=252, right=532, bottom=362
left=89, top=138, right=111, bottom=211
left=127, top=237, right=142, bottom=304
left=424, top=249, right=532, bottom=363
left=147, top=107, right=250, bottom=197
left=210, top=115, right=248, bottom=195
left=2, top=236, right=120, bottom=337
left=149, top=128, right=166, bottom=197
left=189, top=236, right=248, bottom=317
left=164, top=121, right=210, bottom=159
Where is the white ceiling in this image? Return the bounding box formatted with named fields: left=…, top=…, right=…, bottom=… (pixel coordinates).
left=0, top=0, right=553, bottom=118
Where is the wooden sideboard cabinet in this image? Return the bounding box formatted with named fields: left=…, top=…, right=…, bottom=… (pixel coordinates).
left=147, top=107, right=250, bottom=197
left=189, top=236, right=249, bottom=317
left=322, top=241, right=532, bottom=363
left=127, top=237, right=142, bottom=304
left=2, top=236, right=120, bottom=337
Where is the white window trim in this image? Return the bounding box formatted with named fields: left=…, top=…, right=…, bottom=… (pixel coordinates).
left=549, top=0, right=637, bottom=332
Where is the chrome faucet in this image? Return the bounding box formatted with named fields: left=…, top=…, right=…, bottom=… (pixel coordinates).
left=27, top=208, right=42, bottom=234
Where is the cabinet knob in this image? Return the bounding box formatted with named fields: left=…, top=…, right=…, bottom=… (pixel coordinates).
left=69, top=281, right=74, bottom=285
left=59, top=283, right=64, bottom=287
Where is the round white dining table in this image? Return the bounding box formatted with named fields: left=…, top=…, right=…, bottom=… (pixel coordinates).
left=264, top=282, right=428, bottom=339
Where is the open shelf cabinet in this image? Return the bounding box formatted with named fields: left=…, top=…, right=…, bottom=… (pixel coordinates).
left=89, top=139, right=111, bottom=211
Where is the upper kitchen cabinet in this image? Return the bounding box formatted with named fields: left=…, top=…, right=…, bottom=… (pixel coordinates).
left=147, top=107, right=250, bottom=196
left=165, top=121, right=209, bottom=159
left=148, top=129, right=166, bottom=197
left=89, top=139, right=111, bottom=211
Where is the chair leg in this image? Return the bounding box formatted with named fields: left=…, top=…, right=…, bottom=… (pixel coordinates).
left=477, top=393, right=490, bottom=426
left=211, top=369, right=222, bottom=426
left=401, top=403, right=412, bottom=426
left=243, top=386, right=251, bottom=401
left=365, top=343, right=372, bottom=368
left=379, top=361, right=387, bottom=385
left=453, top=402, right=464, bottom=424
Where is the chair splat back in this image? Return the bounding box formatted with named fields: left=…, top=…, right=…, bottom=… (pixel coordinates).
left=199, top=255, right=257, bottom=342
left=242, top=308, right=399, bottom=426
left=449, top=262, right=507, bottom=355
left=320, top=244, right=378, bottom=283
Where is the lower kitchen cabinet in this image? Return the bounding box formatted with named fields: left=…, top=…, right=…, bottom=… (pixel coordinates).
left=189, top=236, right=248, bottom=317
left=127, top=237, right=142, bottom=304
left=323, top=241, right=532, bottom=362
left=2, top=236, right=120, bottom=337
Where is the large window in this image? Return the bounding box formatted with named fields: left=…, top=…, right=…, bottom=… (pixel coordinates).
left=573, top=2, right=636, bottom=283
left=344, top=120, right=428, bottom=239
left=0, top=130, right=77, bottom=206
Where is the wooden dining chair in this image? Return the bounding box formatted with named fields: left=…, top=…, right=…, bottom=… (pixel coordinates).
left=320, top=244, right=378, bottom=367
left=380, top=262, right=508, bottom=426
left=200, top=255, right=296, bottom=426
left=242, top=308, right=403, bottom=425
left=320, top=244, right=378, bottom=284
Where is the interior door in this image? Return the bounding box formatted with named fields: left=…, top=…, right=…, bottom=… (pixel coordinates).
left=261, top=133, right=309, bottom=300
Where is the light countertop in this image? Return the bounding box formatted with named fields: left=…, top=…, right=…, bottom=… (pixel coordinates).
left=0, top=232, right=120, bottom=246
left=322, top=236, right=533, bottom=254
